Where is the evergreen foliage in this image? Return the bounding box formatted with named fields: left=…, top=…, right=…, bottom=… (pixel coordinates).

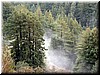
left=2, top=2, right=98, bottom=73
left=74, top=27, right=98, bottom=73
left=4, top=4, right=46, bottom=68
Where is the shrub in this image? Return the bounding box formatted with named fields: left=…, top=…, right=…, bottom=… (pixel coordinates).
left=15, top=61, right=44, bottom=73
left=17, top=66, right=34, bottom=73
left=15, top=61, right=29, bottom=70
left=2, top=45, right=15, bottom=73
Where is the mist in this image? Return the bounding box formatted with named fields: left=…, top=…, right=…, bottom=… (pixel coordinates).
left=43, top=29, right=75, bottom=73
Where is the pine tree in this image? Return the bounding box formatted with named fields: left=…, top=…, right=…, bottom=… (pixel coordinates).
left=74, top=27, right=98, bottom=73
left=64, top=17, right=82, bottom=63
left=44, top=10, right=54, bottom=30
left=70, top=2, right=76, bottom=17
left=3, top=2, right=14, bottom=41
left=6, top=4, right=46, bottom=68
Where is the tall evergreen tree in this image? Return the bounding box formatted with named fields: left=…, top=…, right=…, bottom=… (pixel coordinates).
left=5, top=4, right=46, bottom=68
left=44, top=10, right=54, bottom=30
left=74, top=27, right=98, bottom=73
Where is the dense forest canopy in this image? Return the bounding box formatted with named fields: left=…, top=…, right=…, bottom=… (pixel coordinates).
left=2, top=2, right=98, bottom=73
left=3, top=2, right=98, bottom=28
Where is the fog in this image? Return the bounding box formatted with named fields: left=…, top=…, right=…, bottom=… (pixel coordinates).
left=43, top=29, right=74, bottom=73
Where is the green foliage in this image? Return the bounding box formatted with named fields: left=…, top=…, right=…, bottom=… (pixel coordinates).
left=74, top=27, right=98, bottom=73
left=3, top=4, right=46, bottom=68
left=2, top=2, right=98, bottom=73
left=15, top=61, right=29, bottom=70
left=15, top=61, right=45, bottom=73
left=74, top=3, right=98, bottom=28
left=44, top=10, right=54, bottom=30
left=3, top=2, right=14, bottom=21
left=5, top=2, right=98, bottom=28
left=91, top=60, right=98, bottom=73
left=2, top=2, right=14, bottom=40
left=50, top=36, right=64, bottom=49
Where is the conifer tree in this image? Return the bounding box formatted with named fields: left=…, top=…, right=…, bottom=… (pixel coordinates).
left=44, top=10, right=54, bottom=30
left=74, top=27, right=98, bottom=72
left=6, top=4, right=46, bottom=68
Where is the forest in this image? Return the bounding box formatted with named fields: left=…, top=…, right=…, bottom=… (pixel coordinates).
left=2, top=2, right=98, bottom=74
